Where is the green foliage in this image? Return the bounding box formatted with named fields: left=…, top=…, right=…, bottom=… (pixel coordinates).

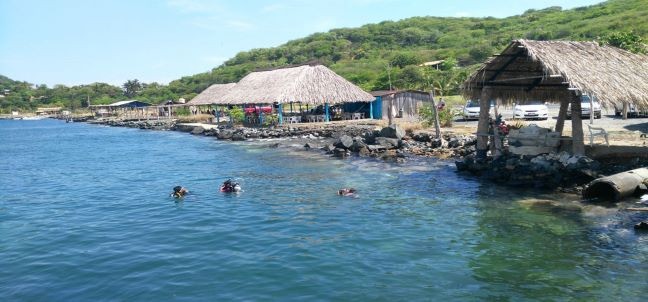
left=598, top=31, right=647, bottom=53
left=2, top=0, right=648, bottom=113
left=226, top=107, right=245, bottom=124
left=175, top=107, right=190, bottom=116
left=419, top=105, right=457, bottom=127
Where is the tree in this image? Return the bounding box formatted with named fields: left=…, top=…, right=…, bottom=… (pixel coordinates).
left=598, top=31, right=647, bottom=54
left=122, top=79, right=142, bottom=98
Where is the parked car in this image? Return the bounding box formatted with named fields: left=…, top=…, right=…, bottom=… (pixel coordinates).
left=614, top=103, right=648, bottom=118
left=462, top=100, right=494, bottom=120
left=513, top=100, right=549, bottom=120
left=567, top=95, right=601, bottom=119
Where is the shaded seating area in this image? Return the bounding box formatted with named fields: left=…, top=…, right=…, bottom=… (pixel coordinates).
left=463, top=39, right=648, bottom=157
left=187, top=63, right=375, bottom=126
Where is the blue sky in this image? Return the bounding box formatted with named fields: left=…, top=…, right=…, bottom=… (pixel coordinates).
left=0, top=0, right=603, bottom=87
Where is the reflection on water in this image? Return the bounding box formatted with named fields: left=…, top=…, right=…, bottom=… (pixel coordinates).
left=0, top=119, right=647, bottom=301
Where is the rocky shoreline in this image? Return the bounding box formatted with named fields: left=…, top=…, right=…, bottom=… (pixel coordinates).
left=83, top=117, right=648, bottom=194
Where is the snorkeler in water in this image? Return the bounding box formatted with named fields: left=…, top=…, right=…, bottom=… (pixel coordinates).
left=337, top=188, right=357, bottom=197
left=171, top=186, right=189, bottom=198
left=220, top=179, right=241, bottom=193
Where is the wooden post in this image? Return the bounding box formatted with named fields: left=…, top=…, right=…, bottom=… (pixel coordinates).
left=555, top=98, right=569, bottom=135
left=589, top=95, right=594, bottom=124
left=622, top=102, right=628, bottom=120
left=369, top=101, right=373, bottom=119
left=387, top=95, right=395, bottom=126
left=492, top=99, right=501, bottom=157
left=476, top=88, right=491, bottom=159
left=571, top=93, right=585, bottom=155
left=429, top=91, right=441, bottom=139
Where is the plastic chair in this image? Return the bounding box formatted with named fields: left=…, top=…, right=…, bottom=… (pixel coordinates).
left=587, top=124, right=609, bottom=146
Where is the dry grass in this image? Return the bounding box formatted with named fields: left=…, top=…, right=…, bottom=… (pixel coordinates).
left=195, top=64, right=375, bottom=105
left=177, top=114, right=213, bottom=123
left=188, top=83, right=236, bottom=105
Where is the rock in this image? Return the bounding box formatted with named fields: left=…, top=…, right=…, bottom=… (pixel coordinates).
left=375, top=137, right=401, bottom=149
left=380, top=125, right=405, bottom=139
left=231, top=133, right=246, bottom=141
left=430, top=138, right=448, bottom=149
left=447, top=137, right=461, bottom=148
left=358, top=146, right=371, bottom=156
left=217, top=129, right=234, bottom=140
left=366, top=144, right=387, bottom=153
left=634, top=221, right=648, bottom=230
left=191, top=126, right=205, bottom=135
left=334, top=135, right=354, bottom=149
left=349, top=140, right=367, bottom=153
left=364, top=130, right=378, bottom=144
left=321, top=144, right=336, bottom=153
left=412, top=131, right=431, bottom=142
left=333, top=148, right=348, bottom=158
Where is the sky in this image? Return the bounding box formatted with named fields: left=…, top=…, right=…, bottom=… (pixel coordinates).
left=0, top=0, right=604, bottom=87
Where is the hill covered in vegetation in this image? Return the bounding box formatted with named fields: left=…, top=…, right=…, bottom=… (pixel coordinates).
left=1, top=0, right=646, bottom=113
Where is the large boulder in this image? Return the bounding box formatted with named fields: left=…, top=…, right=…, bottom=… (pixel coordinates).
left=217, top=129, right=234, bottom=140
left=334, top=135, right=354, bottom=149
left=375, top=137, right=401, bottom=149
left=191, top=126, right=205, bottom=135
left=380, top=125, right=405, bottom=139
left=231, top=132, right=246, bottom=141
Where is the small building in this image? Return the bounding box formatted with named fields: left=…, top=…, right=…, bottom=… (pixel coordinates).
left=89, top=100, right=151, bottom=118
left=370, top=90, right=431, bottom=120
left=35, top=107, right=62, bottom=115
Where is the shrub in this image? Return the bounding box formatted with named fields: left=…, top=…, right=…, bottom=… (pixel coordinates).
left=419, top=105, right=457, bottom=127
left=226, top=107, right=245, bottom=124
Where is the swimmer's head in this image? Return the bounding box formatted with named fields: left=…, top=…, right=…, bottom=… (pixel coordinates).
left=173, top=186, right=182, bottom=193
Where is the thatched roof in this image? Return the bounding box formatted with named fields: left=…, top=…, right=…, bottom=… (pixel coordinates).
left=463, top=39, right=648, bottom=108
left=371, top=89, right=429, bottom=97
left=218, top=64, right=375, bottom=105
left=188, top=83, right=237, bottom=105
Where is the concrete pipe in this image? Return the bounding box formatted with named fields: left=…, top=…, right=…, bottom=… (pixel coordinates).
left=582, top=168, right=648, bottom=202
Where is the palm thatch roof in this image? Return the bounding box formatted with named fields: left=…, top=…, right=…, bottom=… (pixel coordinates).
left=188, top=83, right=237, bottom=105
left=463, top=39, right=648, bottom=108
left=216, top=64, right=374, bottom=105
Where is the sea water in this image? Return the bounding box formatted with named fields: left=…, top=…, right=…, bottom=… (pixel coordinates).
left=1, top=119, right=647, bottom=301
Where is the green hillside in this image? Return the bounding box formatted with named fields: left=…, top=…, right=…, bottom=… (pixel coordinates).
left=1, top=0, right=647, bottom=113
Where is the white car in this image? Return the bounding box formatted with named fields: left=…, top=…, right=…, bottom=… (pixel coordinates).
left=568, top=95, right=601, bottom=119
left=462, top=100, right=493, bottom=120
left=513, top=100, right=549, bottom=120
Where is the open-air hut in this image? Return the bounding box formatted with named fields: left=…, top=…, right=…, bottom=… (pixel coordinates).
left=187, top=83, right=237, bottom=113
left=463, top=39, right=648, bottom=157
left=218, top=63, right=375, bottom=124
left=370, top=90, right=431, bottom=120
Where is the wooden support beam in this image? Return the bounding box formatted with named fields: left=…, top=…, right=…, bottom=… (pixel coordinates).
left=488, top=50, right=524, bottom=82
left=555, top=98, right=569, bottom=135
left=476, top=88, right=491, bottom=159
left=571, top=93, right=585, bottom=155
left=525, top=77, right=543, bottom=92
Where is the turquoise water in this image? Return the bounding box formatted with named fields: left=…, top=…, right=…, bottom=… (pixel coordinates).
left=1, top=119, right=647, bottom=301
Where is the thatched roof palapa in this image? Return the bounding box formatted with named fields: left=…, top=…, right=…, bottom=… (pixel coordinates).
left=463, top=39, right=648, bottom=109
left=188, top=83, right=237, bottom=105
left=219, top=64, right=375, bottom=105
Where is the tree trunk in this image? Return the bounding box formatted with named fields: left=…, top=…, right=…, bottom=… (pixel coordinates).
left=571, top=93, right=585, bottom=155
left=555, top=98, right=569, bottom=135
left=429, top=92, right=441, bottom=139
left=623, top=102, right=628, bottom=120
left=476, top=88, right=491, bottom=159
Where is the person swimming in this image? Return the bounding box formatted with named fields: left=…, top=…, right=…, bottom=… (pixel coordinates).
left=220, top=179, right=241, bottom=193
left=337, top=188, right=357, bottom=197
left=171, top=186, right=189, bottom=198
